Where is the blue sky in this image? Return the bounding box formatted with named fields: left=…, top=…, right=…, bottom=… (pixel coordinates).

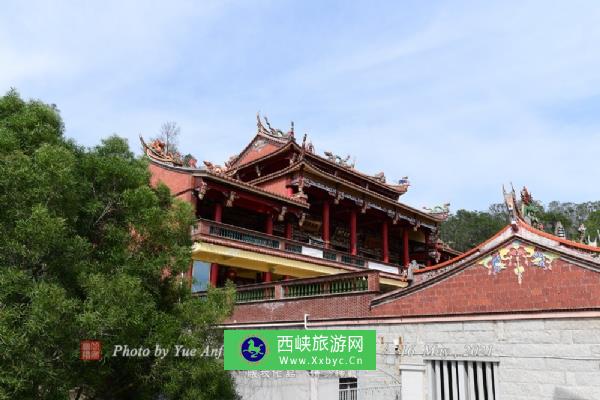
left=2, top=1, right=600, bottom=211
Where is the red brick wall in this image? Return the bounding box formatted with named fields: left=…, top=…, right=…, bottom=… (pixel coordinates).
left=237, top=141, right=279, bottom=165
left=372, top=258, right=600, bottom=317
left=148, top=163, right=194, bottom=203
left=256, top=176, right=289, bottom=198
left=225, top=292, right=376, bottom=324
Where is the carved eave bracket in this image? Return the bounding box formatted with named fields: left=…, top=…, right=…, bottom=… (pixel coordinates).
left=277, top=206, right=287, bottom=222
left=195, top=181, right=208, bottom=200
left=225, top=191, right=238, bottom=207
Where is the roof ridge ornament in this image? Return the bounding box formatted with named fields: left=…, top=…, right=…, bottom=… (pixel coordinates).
left=372, top=172, right=386, bottom=183
left=388, top=176, right=410, bottom=192
left=520, top=186, right=544, bottom=230
left=423, top=203, right=450, bottom=221
left=256, top=112, right=293, bottom=141
left=503, top=183, right=521, bottom=230
left=140, top=135, right=198, bottom=168
left=323, top=151, right=355, bottom=168
left=203, top=160, right=227, bottom=175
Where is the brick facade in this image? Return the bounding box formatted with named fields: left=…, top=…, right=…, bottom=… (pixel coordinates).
left=372, top=256, right=600, bottom=317
left=225, top=292, right=376, bottom=324
left=256, top=176, right=290, bottom=198
left=148, top=163, right=194, bottom=203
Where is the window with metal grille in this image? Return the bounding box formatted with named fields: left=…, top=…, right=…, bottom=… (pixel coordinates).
left=339, top=377, right=358, bottom=400
left=428, top=360, right=498, bottom=400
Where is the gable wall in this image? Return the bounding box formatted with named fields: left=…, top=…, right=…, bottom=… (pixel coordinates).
left=373, top=256, right=600, bottom=317
left=148, top=163, right=194, bottom=203
left=235, top=140, right=281, bottom=166
left=256, top=176, right=290, bottom=198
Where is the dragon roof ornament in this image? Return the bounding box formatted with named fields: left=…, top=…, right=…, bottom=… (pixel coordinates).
left=503, top=184, right=544, bottom=230
left=520, top=186, right=544, bottom=230
left=323, top=151, right=355, bottom=169
left=256, top=113, right=294, bottom=142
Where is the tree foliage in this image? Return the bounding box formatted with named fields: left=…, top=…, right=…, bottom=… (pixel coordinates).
left=440, top=209, right=506, bottom=252
left=441, top=200, right=600, bottom=252
left=0, top=89, right=237, bottom=399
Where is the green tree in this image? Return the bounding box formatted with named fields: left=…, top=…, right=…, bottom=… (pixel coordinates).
left=0, top=89, right=237, bottom=399
left=440, top=209, right=506, bottom=252
left=584, top=210, right=600, bottom=241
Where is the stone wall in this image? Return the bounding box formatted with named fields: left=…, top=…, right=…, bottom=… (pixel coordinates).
left=232, top=316, right=600, bottom=400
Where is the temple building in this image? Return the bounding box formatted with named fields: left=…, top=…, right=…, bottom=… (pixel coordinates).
left=141, top=115, right=457, bottom=293
left=144, top=119, right=600, bottom=400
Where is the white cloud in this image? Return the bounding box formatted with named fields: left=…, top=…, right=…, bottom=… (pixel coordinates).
left=2, top=0, right=600, bottom=211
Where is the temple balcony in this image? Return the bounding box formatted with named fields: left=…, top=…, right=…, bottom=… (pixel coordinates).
left=195, top=271, right=384, bottom=325
left=191, top=218, right=408, bottom=288
left=232, top=270, right=378, bottom=303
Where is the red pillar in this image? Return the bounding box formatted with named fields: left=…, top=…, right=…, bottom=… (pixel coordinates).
left=213, top=202, right=223, bottom=222
left=350, top=208, right=357, bottom=256
left=285, top=221, right=293, bottom=239
left=264, top=271, right=272, bottom=282
left=322, top=200, right=330, bottom=248
left=402, top=228, right=410, bottom=267
left=382, top=220, right=389, bottom=263
left=425, top=233, right=431, bottom=267
left=264, top=213, right=274, bottom=283
left=210, top=202, right=223, bottom=287
left=265, top=213, right=273, bottom=235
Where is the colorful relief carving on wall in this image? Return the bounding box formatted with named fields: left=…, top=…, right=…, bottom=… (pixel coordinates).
left=478, top=240, right=559, bottom=284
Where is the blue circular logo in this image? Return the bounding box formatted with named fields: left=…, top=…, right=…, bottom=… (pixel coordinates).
left=241, top=336, right=266, bottom=362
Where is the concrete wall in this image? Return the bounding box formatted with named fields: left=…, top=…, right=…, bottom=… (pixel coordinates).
left=232, top=316, right=600, bottom=400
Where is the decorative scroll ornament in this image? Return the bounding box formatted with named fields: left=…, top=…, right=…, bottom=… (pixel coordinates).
left=323, top=151, right=355, bottom=168
left=478, top=240, right=559, bottom=285
left=423, top=203, right=450, bottom=221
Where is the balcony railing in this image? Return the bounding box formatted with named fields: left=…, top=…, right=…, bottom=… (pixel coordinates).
left=193, top=218, right=393, bottom=271
left=231, top=271, right=378, bottom=303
